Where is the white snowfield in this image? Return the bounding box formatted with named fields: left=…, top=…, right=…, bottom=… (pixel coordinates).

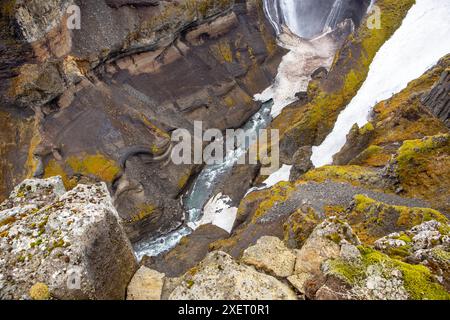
left=311, top=0, right=450, bottom=167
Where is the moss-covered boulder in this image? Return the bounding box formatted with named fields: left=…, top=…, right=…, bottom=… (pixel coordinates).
left=389, top=134, right=450, bottom=212
left=346, top=194, right=448, bottom=245
left=374, top=220, right=450, bottom=291
left=322, top=246, right=450, bottom=300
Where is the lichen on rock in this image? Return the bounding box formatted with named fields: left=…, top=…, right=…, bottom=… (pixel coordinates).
left=168, top=251, right=297, bottom=300
left=0, top=177, right=137, bottom=300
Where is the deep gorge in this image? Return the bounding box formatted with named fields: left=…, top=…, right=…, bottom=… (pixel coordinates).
left=0, top=0, right=449, bottom=301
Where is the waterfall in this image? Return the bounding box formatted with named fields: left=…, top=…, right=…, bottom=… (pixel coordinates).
left=280, top=0, right=302, bottom=37
left=311, top=0, right=450, bottom=167
left=323, top=0, right=344, bottom=32
left=263, top=0, right=282, bottom=34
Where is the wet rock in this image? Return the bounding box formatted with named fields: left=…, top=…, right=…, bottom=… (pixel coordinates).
left=126, top=266, right=165, bottom=300
left=241, top=236, right=296, bottom=278
left=0, top=178, right=137, bottom=300
left=169, top=251, right=297, bottom=300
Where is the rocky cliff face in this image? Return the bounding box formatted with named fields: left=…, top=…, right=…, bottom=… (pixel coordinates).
left=0, top=0, right=285, bottom=242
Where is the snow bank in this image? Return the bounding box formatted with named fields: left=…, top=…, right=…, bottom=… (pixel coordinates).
left=311, top=0, right=450, bottom=167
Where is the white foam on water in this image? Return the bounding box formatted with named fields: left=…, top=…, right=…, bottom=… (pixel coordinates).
left=311, top=0, right=450, bottom=167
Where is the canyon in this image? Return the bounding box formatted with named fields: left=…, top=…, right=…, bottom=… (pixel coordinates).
left=0, top=0, right=449, bottom=300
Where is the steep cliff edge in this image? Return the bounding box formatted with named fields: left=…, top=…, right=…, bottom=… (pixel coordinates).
left=0, top=0, right=285, bottom=242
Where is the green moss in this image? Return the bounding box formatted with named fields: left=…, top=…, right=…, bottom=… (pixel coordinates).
left=284, top=207, right=320, bottom=248
left=396, top=134, right=449, bottom=171
left=361, top=247, right=449, bottom=300
left=211, top=41, right=233, bottom=63
left=44, top=153, right=120, bottom=190
left=431, top=248, right=450, bottom=262
left=29, top=282, right=50, bottom=300
left=359, top=122, right=374, bottom=135
left=48, top=238, right=66, bottom=252
left=66, top=153, right=120, bottom=182
left=396, top=233, right=412, bottom=243
left=186, top=280, right=195, bottom=289
left=30, top=238, right=43, bottom=248
left=300, top=165, right=378, bottom=187
left=438, top=224, right=450, bottom=236
left=350, top=145, right=392, bottom=167
left=394, top=134, right=450, bottom=211
left=347, top=195, right=447, bottom=245
left=131, top=204, right=156, bottom=223
left=386, top=244, right=412, bottom=259
left=250, top=182, right=295, bottom=221
left=326, top=258, right=366, bottom=285
left=328, top=246, right=450, bottom=300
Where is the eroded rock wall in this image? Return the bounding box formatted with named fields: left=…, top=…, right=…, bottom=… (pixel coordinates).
left=0, top=0, right=285, bottom=242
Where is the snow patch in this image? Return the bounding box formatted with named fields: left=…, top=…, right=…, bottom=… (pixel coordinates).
left=245, top=164, right=292, bottom=196
left=255, top=24, right=351, bottom=118
left=311, top=0, right=450, bottom=167
left=194, top=193, right=238, bottom=234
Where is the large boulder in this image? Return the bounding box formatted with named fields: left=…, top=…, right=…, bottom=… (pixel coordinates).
left=126, top=266, right=164, bottom=300
left=0, top=177, right=137, bottom=300
left=241, top=236, right=296, bottom=278
left=168, top=251, right=297, bottom=300
left=287, top=217, right=360, bottom=296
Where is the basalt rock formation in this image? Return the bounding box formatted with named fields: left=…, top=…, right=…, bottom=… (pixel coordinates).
left=0, top=0, right=285, bottom=242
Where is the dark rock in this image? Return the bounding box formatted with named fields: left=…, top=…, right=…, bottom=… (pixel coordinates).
left=0, top=1, right=286, bottom=242
left=333, top=123, right=375, bottom=165
left=105, top=0, right=160, bottom=9
left=311, top=67, right=328, bottom=80
left=289, top=146, right=313, bottom=181
left=421, top=69, right=450, bottom=127
left=143, top=224, right=229, bottom=277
